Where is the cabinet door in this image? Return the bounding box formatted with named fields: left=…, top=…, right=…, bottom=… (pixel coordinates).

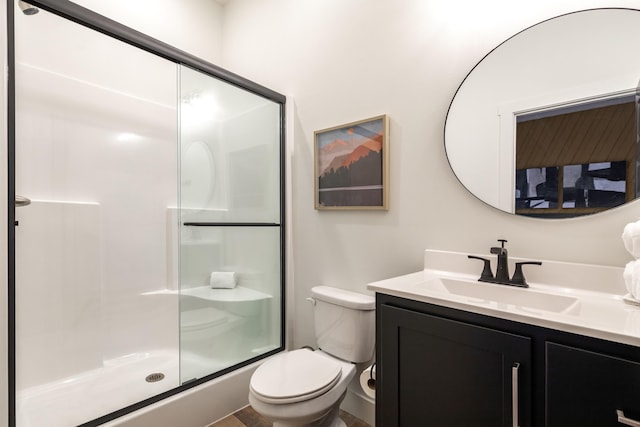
left=378, top=304, right=531, bottom=427
left=546, top=342, right=640, bottom=427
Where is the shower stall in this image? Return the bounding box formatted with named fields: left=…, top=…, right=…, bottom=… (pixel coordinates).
left=9, top=1, right=285, bottom=426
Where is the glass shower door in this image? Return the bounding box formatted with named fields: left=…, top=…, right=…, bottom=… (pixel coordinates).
left=12, top=2, right=285, bottom=425
left=14, top=7, right=179, bottom=426
left=179, top=65, right=283, bottom=382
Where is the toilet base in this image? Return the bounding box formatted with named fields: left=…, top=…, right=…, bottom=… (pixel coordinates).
left=271, top=395, right=345, bottom=427
left=273, top=420, right=344, bottom=427
left=249, top=392, right=347, bottom=427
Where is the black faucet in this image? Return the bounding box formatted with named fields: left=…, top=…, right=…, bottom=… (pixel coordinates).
left=491, top=239, right=510, bottom=283
left=468, top=239, right=542, bottom=288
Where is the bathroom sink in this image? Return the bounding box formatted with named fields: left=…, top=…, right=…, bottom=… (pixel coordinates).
left=419, top=277, right=579, bottom=314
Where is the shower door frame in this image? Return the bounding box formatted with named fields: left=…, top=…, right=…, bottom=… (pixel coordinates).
left=6, top=1, right=287, bottom=426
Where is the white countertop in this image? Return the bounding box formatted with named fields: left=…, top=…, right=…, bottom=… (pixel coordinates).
left=367, top=250, right=640, bottom=347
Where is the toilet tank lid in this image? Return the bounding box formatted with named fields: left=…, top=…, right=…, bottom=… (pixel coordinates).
left=311, top=286, right=375, bottom=310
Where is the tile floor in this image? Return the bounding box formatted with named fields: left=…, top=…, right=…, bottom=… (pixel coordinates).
left=208, top=405, right=371, bottom=427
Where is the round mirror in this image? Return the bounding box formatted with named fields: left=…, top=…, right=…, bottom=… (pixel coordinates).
left=445, top=8, right=640, bottom=218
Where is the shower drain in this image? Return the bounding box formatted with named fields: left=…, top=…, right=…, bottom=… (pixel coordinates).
left=145, top=372, right=165, bottom=383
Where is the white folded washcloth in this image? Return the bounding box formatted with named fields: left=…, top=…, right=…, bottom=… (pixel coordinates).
left=622, top=220, right=640, bottom=258
left=623, top=260, right=640, bottom=299
left=210, top=271, right=238, bottom=289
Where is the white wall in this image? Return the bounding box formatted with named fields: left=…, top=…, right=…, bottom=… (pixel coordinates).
left=70, top=0, right=224, bottom=62
left=220, top=0, right=640, bottom=352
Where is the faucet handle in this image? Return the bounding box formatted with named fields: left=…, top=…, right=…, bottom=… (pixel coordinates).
left=511, top=261, right=542, bottom=288
left=468, top=255, right=494, bottom=282
left=490, top=239, right=508, bottom=255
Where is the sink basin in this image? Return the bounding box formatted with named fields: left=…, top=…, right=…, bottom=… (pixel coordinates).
left=419, top=277, right=579, bottom=314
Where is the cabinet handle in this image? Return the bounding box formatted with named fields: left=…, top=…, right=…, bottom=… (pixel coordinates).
left=512, top=362, right=520, bottom=427
left=618, top=410, right=640, bottom=427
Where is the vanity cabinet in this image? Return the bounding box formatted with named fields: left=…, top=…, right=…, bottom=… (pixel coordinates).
left=376, top=293, right=640, bottom=427
left=546, top=342, right=640, bottom=426
left=379, top=304, right=531, bottom=426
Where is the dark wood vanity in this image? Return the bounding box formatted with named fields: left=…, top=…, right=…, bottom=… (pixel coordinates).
left=376, top=293, right=640, bottom=427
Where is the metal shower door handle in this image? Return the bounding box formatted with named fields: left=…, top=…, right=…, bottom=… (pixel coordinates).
left=15, top=195, right=31, bottom=207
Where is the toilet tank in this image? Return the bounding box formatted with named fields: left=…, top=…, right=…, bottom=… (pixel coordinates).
left=311, top=286, right=375, bottom=363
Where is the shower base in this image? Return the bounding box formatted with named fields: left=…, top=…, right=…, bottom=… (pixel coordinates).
left=17, top=349, right=180, bottom=427
left=16, top=347, right=269, bottom=427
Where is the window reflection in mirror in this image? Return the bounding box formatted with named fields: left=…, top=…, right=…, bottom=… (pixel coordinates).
left=444, top=8, right=640, bottom=219
left=514, top=95, right=636, bottom=218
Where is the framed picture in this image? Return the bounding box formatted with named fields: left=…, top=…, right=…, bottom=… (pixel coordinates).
left=314, top=114, right=389, bottom=210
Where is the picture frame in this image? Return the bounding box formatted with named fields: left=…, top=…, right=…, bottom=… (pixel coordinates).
left=314, top=114, right=389, bottom=210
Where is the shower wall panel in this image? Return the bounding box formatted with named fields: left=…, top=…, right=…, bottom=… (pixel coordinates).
left=15, top=201, right=101, bottom=388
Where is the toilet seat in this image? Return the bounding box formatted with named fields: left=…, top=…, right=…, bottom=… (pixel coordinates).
left=250, top=349, right=342, bottom=404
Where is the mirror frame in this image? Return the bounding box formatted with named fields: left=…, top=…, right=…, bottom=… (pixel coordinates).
left=444, top=7, right=640, bottom=219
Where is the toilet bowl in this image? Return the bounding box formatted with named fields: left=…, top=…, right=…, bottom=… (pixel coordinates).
left=249, top=349, right=356, bottom=427
left=248, top=286, right=375, bottom=427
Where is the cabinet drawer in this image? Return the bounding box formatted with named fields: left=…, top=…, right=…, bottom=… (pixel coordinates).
left=546, top=342, right=640, bottom=426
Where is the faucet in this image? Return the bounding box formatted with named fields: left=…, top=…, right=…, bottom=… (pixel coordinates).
left=491, top=239, right=510, bottom=283
left=468, top=239, right=542, bottom=288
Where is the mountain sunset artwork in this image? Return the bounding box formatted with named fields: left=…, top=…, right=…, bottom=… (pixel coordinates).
left=314, top=115, right=388, bottom=209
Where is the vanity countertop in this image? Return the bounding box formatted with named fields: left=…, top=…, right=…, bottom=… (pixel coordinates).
left=367, top=250, right=640, bottom=347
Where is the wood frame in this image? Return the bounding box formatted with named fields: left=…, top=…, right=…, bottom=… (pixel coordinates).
left=314, top=114, right=389, bottom=210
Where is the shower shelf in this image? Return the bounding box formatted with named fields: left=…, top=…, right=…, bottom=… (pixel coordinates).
left=181, top=286, right=272, bottom=302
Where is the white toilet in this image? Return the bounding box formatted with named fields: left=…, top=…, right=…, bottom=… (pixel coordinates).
left=249, top=286, right=375, bottom=427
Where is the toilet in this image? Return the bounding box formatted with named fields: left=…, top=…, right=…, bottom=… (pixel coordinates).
left=249, top=286, right=375, bottom=427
